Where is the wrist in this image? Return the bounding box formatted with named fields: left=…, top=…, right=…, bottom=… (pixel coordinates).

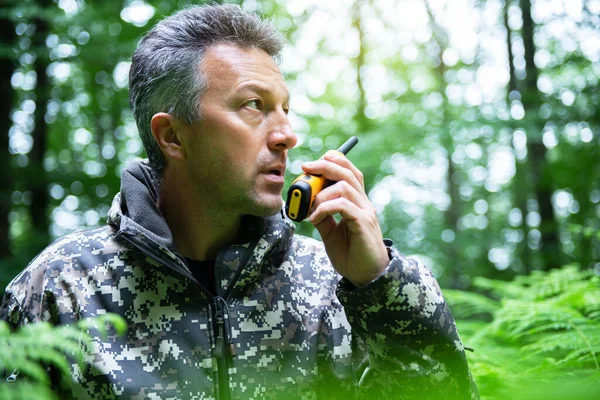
left=348, top=246, right=390, bottom=287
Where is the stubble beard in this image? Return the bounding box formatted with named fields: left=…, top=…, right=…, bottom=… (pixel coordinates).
left=244, top=182, right=284, bottom=217
left=253, top=195, right=283, bottom=217
left=192, top=172, right=283, bottom=218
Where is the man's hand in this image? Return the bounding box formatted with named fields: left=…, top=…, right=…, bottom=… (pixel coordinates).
left=301, top=150, right=389, bottom=287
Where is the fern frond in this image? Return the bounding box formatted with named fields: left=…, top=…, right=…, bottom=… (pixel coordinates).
left=0, top=313, right=126, bottom=398
left=560, top=345, right=600, bottom=366
left=6, top=358, right=48, bottom=383
left=521, top=329, right=596, bottom=356
left=526, top=265, right=592, bottom=300
left=472, top=276, right=525, bottom=300
left=0, top=381, right=59, bottom=400
left=493, top=301, right=591, bottom=338
left=455, top=265, right=600, bottom=397
left=551, top=281, right=600, bottom=314
left=588, top=309, right=600, bottom=321
left=443, top=289, right=499, bottom=319
left=2, top=322, right=82, bottom=379
left=473, top=264, right=598, bottom=303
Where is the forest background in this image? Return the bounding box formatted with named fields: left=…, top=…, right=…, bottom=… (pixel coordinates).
left=0, top=0, right=599, bottom=399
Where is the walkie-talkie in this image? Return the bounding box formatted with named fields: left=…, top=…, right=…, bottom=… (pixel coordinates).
left=285, top=136, right=358, bottom=222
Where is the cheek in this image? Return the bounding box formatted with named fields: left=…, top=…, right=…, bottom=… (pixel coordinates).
left=192, top=114, right=263, bottom=172
left=228, top=140, right=261, bottom=165
left=231, top=153, right=257, bottom=180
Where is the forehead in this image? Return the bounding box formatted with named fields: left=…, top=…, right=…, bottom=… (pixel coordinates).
left=200, top=43, right=288, bottom=97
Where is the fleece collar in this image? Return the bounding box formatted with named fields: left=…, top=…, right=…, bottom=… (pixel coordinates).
left=106, top=159, right=296, bottom=287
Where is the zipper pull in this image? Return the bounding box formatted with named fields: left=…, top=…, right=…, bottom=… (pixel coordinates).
left=213, top=298, right=225, bottom=359
left=6, top=369, right=19, bottom=383
left=212, top=296, right=237, bottom=358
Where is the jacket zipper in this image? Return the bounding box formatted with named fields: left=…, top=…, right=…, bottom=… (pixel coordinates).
left=212, top=296, right=230, bottom=400
left=119, top=230, right=262, bottom=400
left=208, top=234, right=262, bottom=399
left=119, top=233, right=224, bottom=397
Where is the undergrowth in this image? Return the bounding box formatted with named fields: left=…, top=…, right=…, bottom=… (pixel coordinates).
left=447, top=264, right=600, bottom=400
left=0, top=314, right=126, bottom=399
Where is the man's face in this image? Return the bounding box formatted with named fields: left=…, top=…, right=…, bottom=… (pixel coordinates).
left=178, top=44, right=297, bottom=217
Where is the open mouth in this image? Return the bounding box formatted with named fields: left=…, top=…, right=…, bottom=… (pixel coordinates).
left=269, top=170, right=282, bottom=176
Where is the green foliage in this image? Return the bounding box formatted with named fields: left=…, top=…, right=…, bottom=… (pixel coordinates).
left=447, top=265, right=600, bottom=399
left=570, top=224, right=600, bottom=240
left=0, top=314, right=126, bottom=400
left=1, top=0, right=598, bottom=287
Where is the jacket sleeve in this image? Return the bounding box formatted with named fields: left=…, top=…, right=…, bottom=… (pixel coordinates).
left=0, top=244, right=65, bottom=329
left=0, top=289, right=23, bottom=328
left=336, top=245, right=479, bottom=400
left=0, top=270, right=40, bottom=328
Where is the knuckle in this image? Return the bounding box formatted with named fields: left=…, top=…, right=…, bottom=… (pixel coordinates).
left=356, top=169, right=364, bottom=183
left=368, top=206, right=378, bottom=219
left=338, top=180, right=351, bottom=192
left=342, top=170, right=355, bottom=185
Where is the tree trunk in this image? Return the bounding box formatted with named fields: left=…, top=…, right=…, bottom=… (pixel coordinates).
left=29, top=0, right=51, bottom=251
left=424, top=0, right=463, bottom=284
left=351, top=0, right=380, bottom=193
left=0, top=9, right=15, bottom=258
left=352, top=0, right=368, bottom=134
left=504, top=0, right=531, bottom=272
left=520, top=0, right=560, bottom=270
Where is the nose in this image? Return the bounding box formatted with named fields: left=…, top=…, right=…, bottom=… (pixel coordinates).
left=267, top=108, right=297, bottom=151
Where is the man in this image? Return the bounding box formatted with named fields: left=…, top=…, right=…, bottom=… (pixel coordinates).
left=1, top=4, right=478, bottom=400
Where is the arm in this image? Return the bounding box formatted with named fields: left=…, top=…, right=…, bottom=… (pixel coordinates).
left=336, top=245, right=478, bottom=399
left=0, top=248, right=60, bottom=328
left=0, top=289, right=22, bottom=328
left=302, top=153, right=478, bottom=399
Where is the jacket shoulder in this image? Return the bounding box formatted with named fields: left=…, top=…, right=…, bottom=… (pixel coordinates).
left=1, top=225, right=120, bottom=324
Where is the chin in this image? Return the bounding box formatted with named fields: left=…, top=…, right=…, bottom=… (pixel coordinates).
left=250, top=197, right=284, bottom=217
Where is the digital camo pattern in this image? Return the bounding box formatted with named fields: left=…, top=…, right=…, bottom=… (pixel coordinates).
left=1, top=160, right=478, bottom=400
left=337, top=249, right=480, bottom=399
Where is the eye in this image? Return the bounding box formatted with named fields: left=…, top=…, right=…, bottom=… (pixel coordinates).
left=245, top=99, right=262, bottom=111
left=283, top=107, right=289, bottom=115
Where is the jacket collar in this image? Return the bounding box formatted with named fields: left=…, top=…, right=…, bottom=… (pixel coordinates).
left=107, top=159, right=296, bottom=292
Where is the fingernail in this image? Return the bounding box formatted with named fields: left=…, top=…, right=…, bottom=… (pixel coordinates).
left=303, top=161, right=314, bottom=167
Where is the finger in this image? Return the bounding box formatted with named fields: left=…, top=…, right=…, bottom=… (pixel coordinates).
left=302, top=158, right=365, bottom=197
left=312, top=180, right=371, bottom=211
left=309, top=197, right=362, bottom=230
left=322, top=150, right=365, bottom=188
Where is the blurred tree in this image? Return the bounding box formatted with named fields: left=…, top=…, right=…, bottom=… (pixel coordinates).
left=519, top=0, right=560, bottom=270
left=504, top=0, right=530, bottom=272
left=0, top=2, right=16, bottom=258
left=424, top=0, right=462, bottom=284
left=29, top=0, right=52, bottom=252
left=351, top=0, right=368, bottom=137
left=1, top=0, right=599, bottom=293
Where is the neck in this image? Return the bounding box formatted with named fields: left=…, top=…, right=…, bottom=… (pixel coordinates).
left=158, top=166, right=242, bottom=261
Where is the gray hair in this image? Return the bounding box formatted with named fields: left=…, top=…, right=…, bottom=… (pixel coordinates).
left=129, top=4, right=285, bottom=174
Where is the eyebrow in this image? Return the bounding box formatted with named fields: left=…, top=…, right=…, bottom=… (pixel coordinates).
left=235, top=82, right=291, bottom=104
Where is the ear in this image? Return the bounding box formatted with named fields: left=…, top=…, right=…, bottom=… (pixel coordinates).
left=151, top=112, right=184, bottom=161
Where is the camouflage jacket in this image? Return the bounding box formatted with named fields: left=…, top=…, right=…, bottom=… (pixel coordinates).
left=1, top=160, right=477, bottom=400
